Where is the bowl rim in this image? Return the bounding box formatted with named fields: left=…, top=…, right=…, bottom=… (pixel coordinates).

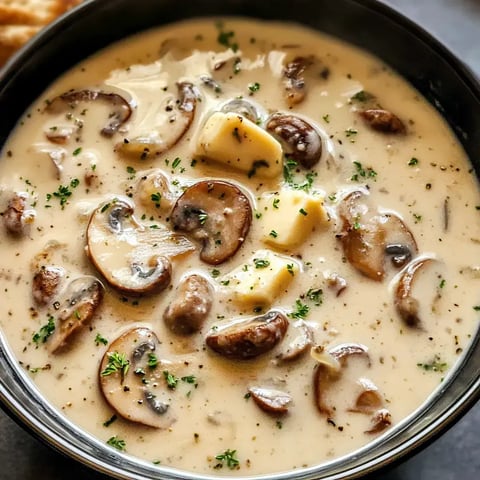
left=1, top=1, right=480, bottom=479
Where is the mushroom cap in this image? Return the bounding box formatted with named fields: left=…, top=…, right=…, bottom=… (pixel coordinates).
left=248, top=386, right=292, bottom=415
left=99, top=327, right=176, bottom=429
left=170, top=180, right=252, bottom=265
left=86, top=197, right=194, bottom=296
left=339, top=190, right=417, bottom=281
left=205, top=310, right=289, bottom=359
left=163, top=274, right=213, bottom=335
left=46, top=89, right=132, bottom=138
left=266, top=113, right=322, bottom=169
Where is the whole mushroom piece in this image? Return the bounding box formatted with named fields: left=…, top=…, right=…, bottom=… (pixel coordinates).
left=86, top=197, right=194, bottom=296
left=163, top=274, right=213, bottom=335
left=170, top=180, right=252, bottom=265
left=99, top=327, right=176, bottom=429
left=206, top=310, right=289, bottom=360
left=2, top=192, right=35, bottom=236
left=266, top=113, right=323, bottom=169
left=338, top=191, right=417, bottom=281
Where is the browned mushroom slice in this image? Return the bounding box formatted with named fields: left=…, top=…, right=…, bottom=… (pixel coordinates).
left=359, top=109, right=406, bottom=134
left=46, top=89, right=132, bottom=138
left=339, top=191, right=417, bottom=281
left=282, top=56, right=314, bottom=107
left=2, top=192, right=35, bottom=235
left=276, top=320, right=313, bottom=362
left=365, top=408, right=392, bottom=434
left=86, top=197, right=194, bottom=296
left=338, top=190, right=385, bottom=281
left=311, top=346, right=342, bottom=416
left=329, top=343, right=371, bottom=367
left=383, top=214, right=418, bottom=268
left=163, top=274, right=213, bottom=335
left=32, top=266, right=65, bottom=306
left=49, top=276, right=104, bottom=353
left=205, top=310, right=289, bottom=359
left=116, top=82, right=197, bottom=159
left=266, top=113, right=322, bottom=169
left=170, top=180, right=252, bottom=265
left=349, top=378, right=385, bottom=414
left=99, top=327, right=176, bottom=429
left=312, top=343, right=370, bottom=416
left=248, top=386, right=292, bottom=415
left=394, top=257, right=436, bottom=328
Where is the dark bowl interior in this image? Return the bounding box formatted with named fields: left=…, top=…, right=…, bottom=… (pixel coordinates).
left=1, top=0, right=479, bottom=479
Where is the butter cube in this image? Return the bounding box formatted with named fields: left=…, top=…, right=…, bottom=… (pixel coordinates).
left=222, top=249, right=299, bottom=307
left=196, top=112, right=283, bottom=178
left=257, top=189, right=327, bottom=248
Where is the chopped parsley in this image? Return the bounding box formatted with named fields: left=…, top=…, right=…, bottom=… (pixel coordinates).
left=248, top=82, right=260, bottom=93
left=254, top=258, right=270, bottom=269
left=32, top=315, right=55, bottom=344
left=211, top=269, right=221, bottom=278
left=216, top=22, right=239, bottom=52
left=351, top=161, right=377, bottom=182
left=283, top=158, right=316, bottom=192
left=72, top=147, right=82, bottom=156
left=417, top=355, right=448, bottom=373
left=306, top=287, right=323, bottom=306
left=350, top=90, right=374, bottom=102
left=272, top=198, right=280, bottom=209
left=147, top=353, right=159, bottom=369
left=172, top=157, right=182, bottom=169
left=103, top=414, right=117, bottom=427
left=181, top=375, right=198, bottom=385
left=288, top=299, right=310, bottom=319
left=286, top=263, right=295, bottom=276
left=215, top=449, right=240, bottom=469
left=106, top=436, right=126, bottom=451
left=198, top=212, right=208, bottom=225
left=46, top=179, right=80, bottom=209
left=101, top=352, right=130, bottom=379
left=151, top=192, right=161, bottom=207
left=269, top=230, right=278, bottom=238
left=322, top=114, right=330, bottom=123
left=345, top=128, right=358, bottom=138
left=94, top=333, right=108, bottom=346
left=163, top=370, right=179, bottom=389
left=408, top=157, right=419, bottom=166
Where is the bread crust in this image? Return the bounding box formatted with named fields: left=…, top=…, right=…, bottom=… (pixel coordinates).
left=0, top=0, right=82, bottom=66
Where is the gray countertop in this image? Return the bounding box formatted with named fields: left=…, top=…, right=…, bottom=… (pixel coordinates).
left=1, top=0, right=479, bottom=478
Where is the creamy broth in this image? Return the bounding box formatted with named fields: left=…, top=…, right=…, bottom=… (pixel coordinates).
left=1, top=18, right=480, bottom=476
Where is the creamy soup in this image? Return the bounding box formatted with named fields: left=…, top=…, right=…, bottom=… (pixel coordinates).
left=1, top=18, right=479, bottom=477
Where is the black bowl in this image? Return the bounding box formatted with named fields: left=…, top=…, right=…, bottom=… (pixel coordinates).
left=1, top=1, right=479, bottom=479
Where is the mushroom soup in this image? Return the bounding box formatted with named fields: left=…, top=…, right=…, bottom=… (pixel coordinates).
left=1, top=18, right=479, bottom=476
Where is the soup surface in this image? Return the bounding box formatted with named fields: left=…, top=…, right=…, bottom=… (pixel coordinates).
left=1, top=18, right=479, bottom=476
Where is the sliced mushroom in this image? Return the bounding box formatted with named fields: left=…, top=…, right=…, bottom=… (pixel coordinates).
left=163, top=274, right=213, bottom=335
left=135, top=170, right=175, bottom=213
left=329, top=343, right=371, bottom=367
left=394, top=257, right=436, bottom=328
left=116, top=82, right=197, bottom=159
left=220, top=98, right=263, bottom=124
left=359, top=109, right=406, bottom=134
left=349, top=378, right=385, bottom=414
left=49, top=276, right=104, bottom=353
left=365, top=408, right=392, bottom=434
left=312, top=343, right=370, bottom=416
left=2, top=192, right=35, bottom=235
left=248, top=386, right=292, bottom=414
left=282, top=56, right=314, bottom=107
left=275, top=320, right=313, bottom=362
left=170, top=180, right=252, bottom=265
left=86, top=197, right=194, bottom=295
left=205, top=310, right=289, bottom=359
left=338, top=191, right=417, bottom=281
left=32, top=266, right=65, bottom=306
left=99, top=327, right=176, bottom=428
left=46, top=89, right=132, bottom=138
left=266, top=113, right=322, bottom=169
